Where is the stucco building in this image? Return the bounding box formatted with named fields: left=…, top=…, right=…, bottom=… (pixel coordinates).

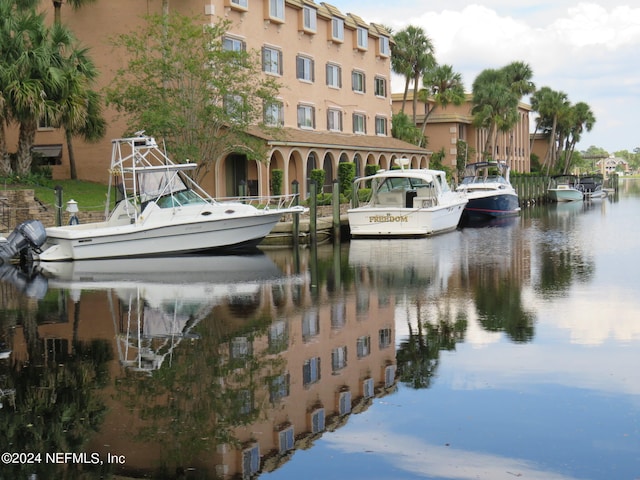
left=392, top=92, right=531, bottom=177
left=8, top=0, right=430, bottom=198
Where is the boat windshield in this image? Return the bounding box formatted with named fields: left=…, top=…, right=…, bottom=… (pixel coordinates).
left=461, top=175, right=507, bottom=185
left=377, top=176, right=433, bottom=192
left=137, top=169, right=189, bottom=202
left=156, top=189, right=207, bottom=208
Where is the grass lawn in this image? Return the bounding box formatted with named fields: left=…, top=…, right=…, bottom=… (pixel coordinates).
left=2, top=178, right=109, bottom=212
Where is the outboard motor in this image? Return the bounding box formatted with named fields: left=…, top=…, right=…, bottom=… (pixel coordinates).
left=0, top=219, right=47, bottom=262
left=0, top=261, right=48, bottom=300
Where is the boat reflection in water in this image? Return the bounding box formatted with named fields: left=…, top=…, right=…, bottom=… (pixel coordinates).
left=0, top=251, right=398, bottom=478
left=41, top=254, right=285, bottom=374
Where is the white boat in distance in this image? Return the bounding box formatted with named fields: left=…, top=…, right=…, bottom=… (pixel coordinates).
left=38, top=133, right=305, bottom=261
left=348, top=159, right=467, bottom=237
left=548, top=174, right=584, bottom=202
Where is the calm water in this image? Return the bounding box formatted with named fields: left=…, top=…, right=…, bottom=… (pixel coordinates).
left=1, top=180, right=639, bottom=480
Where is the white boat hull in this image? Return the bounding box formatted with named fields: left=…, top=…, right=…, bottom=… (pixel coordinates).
left=347, top=202, right=466, bottom=237
left=40, top=206, right=293, bottom=261
left=548, top=188, right=583, bottom=202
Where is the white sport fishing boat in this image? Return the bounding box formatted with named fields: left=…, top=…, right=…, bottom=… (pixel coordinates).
left=38, top=132, right=305, bottom=261
left=347, top=158, right=467, bottom=237
left=39, top=254, right=292, bottom=373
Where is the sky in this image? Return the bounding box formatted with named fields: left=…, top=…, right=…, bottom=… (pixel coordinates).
left=333, top=0, right=640, bottom=153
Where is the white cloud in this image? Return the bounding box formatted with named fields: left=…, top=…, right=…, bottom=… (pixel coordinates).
left=336, top=1, right=640, bottom=152
left=325, top=429, right=582, bottom=480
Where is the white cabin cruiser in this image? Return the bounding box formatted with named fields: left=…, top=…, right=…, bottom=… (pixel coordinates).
left=456, top=162, right=520, bottom=222
left=38, top=133, right=305, bottom=261
left=348, top=159, right=467, bottom=237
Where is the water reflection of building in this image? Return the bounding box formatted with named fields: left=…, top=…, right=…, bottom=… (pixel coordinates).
left=219, top=280, right=397, bottom=478
left=2, top=251, right=397, bottom=479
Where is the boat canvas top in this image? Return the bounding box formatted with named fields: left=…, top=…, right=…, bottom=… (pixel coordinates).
left=106, top=132, right=226, bottom=223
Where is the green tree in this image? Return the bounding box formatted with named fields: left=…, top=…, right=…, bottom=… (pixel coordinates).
left=49, top=0, right=104, bottom=180
left=51, top=0, right=97, bottom=25
left=471, top=68, right=516, bottom=159
left=417, top=64, right=465, bottom=147
left=0, top=1, right=99, bottom=177
left=530, top=86, right=569, bottom=174
left=106, top=13, right=281, bottom=179
left=391, top=25, right=435, bottom=121
left=0, top=0, right=41, bottom=175
left=391, top=111, right=423, bottom=146
left=6, top=10, right=67, bottom=176
left=55, top=45, right=105, bottom=179
left=471, top=62, right=534, bottom=162
left=561, top=102, right=595, bottom=173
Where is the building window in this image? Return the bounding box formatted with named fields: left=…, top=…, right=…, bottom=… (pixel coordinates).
left=262, top=46, right=283, bottom=75
left=230, top=336, right=252, bottom=361
left=374, top=76, right=386, bottom=97
left=310, top=408, right=325, bottom=433
left=352, top=70, right=365, bottom=93
left=224, top=94, right=245, bottom=122
left=302, top=308, right=319, bottom=340
left=296, top=55, right=315, bottom=82
left=327, top=108, right=342, bottom=132
left=242, top=444, right=260, bottom=478
left=331, top=301, right=346, bottom=329
left=363, top=378, right=374, bottom=398
left=379, top=328, right=392, bottom=349
left=278, top=426, right=294, bottom=453
left=379, top=35, right=390, bottom=57
left=338, top=390, right=352, bottom=415
left=223, top=35, right=245, bottom=52
left=228, top=0, right=248, bottom=9
left=303, top=356, right=321, bottom=386
left=352, top=112, right=366, bottom=134
left=297, top=104, right=315, bottom=129
left=302, top=5, right=317, bottom=32
left=268, top=0, right=285, bottom=21
left=269, top=373, right=290, bottom=403
left=326, top=63, right=342, bottom=88
left=375, top=116, right=387, bottom=135
left=264, top=100, right=284, bottom=127
left=385, top=364, right=396, bottom=388
left=268, top=320, right=288, bottom=353
left=331, top=17, right=344, bottom=42
left=332, top=346, right=347, bottom=373
left=356, top=27, right=368, bottom=50
left=356, top=335, right=371, bottom=358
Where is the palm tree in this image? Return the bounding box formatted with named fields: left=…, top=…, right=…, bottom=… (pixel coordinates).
left=56, top=46, right=105, bottom=179
left=501, top=61, right=535, bottom=164
left=391, top=25, right=435, bottom=120
left=52, top=0, right=97, bottom=25
left=417, top=64, right=465, bottom=147
left=471, top=62, right=534, bottom=162
left=49, top=0, right=103, bottom=179
left=562, top=102, right=595, bottom=173
left=0, top=0, right=41, bottom=176
left=6, top=8, right=68, bottom=176
left=531, top=87, right=570, bottom=173
left=471, top=68, right=517, bottom=159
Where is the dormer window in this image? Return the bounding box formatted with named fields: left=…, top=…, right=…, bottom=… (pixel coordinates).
left=356, top=26, right=368, bottom=50
left=302, top=5, right=317, bottom=32
left=379, top=35, right=390, bottom=57
left=331, top=16, right=344, bottom=42
left=227, top=0, right=248, bottom=10
left=267, top=0, right=285, bottom=22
